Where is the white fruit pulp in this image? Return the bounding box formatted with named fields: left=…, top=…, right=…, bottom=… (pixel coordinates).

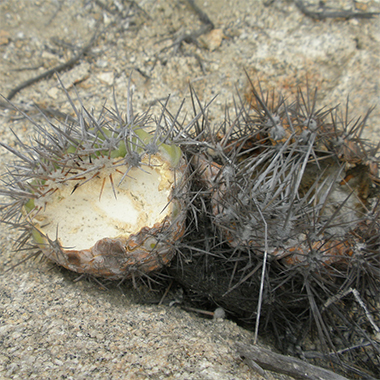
left=32, top=157, right=174, bottom=250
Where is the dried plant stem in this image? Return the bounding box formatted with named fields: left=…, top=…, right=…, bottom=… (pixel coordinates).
left=237, top=343, right=351, bottom=380
left=6, top=22, right=101, bottom=100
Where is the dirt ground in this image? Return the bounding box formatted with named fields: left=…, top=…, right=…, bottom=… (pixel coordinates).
left=0, top=0, right=380, bottom=379
left=1, top=0, right=380, bottom=127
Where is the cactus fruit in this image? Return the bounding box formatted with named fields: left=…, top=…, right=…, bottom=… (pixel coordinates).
left=0, top=90, right=188, bottom=280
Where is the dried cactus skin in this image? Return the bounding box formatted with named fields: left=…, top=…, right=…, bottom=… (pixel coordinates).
left=0, top=90, right=188, bottom=280
left=42, top=217, right=185, bottom=278
left=171, top=84, right=380, bottom=378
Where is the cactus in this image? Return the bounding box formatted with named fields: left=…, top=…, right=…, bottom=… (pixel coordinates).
left=0, top=88, right=188, bottom=280
left=170, top=83, right=380, bottom=377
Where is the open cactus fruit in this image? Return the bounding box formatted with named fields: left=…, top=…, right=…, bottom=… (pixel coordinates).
left=0, top=92, right=188, bottom=280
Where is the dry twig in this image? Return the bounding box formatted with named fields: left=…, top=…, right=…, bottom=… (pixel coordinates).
left=237, top=343, right=351, bottom=380
left=6, top=22, right=101, bottom=101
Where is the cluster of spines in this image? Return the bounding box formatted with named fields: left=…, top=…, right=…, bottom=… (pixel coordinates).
left=169, top=83, right=380, bottom=378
